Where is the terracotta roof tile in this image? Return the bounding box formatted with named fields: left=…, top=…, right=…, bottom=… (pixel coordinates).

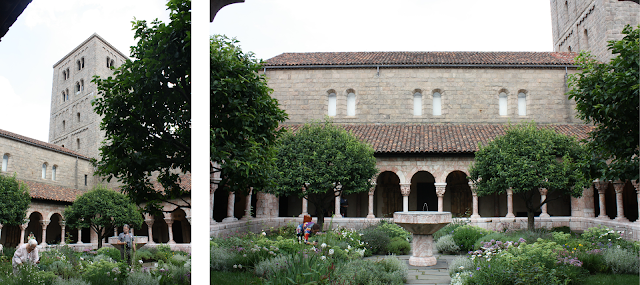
left=282, top=124, right=593, bottom=154
left=150, top=173, right=191, bottom=192
left=0, top=128, right=90, bottom=159
left=22, top=180, right=86, bottom=203
left=265, top=52, right=577, bottom=67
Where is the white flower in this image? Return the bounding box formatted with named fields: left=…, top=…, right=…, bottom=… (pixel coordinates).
left=243, top=254, right=247, bottom=257
left=233, top=265, right=238, bottom=269
left=459, top=266, right=464, bottom=270
left=138, top=260, right=143, bottom=264
left=261, top=231, right=266, bottom=236
left=238, top=264, right=243, bottom=269
left=347, top=245, right=351, bottom=249
left=321, top=243, right=327, bottom=248
left=320, top=256, right=326, bottom=260
left=329, top=249, right=334, bottom=255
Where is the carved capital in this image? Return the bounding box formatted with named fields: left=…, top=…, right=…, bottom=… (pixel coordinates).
left=612, top=180, right=625, bottom=194
left=145, top=219, right=155, bottom=227
left=632, top=180, right=639, bottom=193
left=19, top=223, right=28, bottom=231
left=506, top=188, right=513, bottom=196
left=59, top=221, right=66, bottom=227
left=164, top=218, right=174, bottom=226
left=40, top=220, right=50, bottom=227
left=539, top=188, right=548, bottom=196
left=368, top=183, right=376, bottom=195
left=594, top=179, right=608, bottom=194
left=434, top=182, right=446, bottom=197
left=399, top=183, right=411, bottom=197
left=468, top=182, right=477, bottom=195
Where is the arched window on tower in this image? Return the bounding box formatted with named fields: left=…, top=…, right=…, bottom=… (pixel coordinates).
left=499, top=92, right=508, bottom=116
left=62, top=91, right=66, bottom=102
left=413, top=91, right=422, bottom=116
left=52, top=165, right=57, bottom=181
left=77, top=138, right=81, bottom=150
left=327, top=91, right=337, bottom=117
left=107, top=57, right=111, bottom=68
left=77, top=60, right=81, bottom=71
left=346, top=90, right=356, bottom=116
left=2, top=154, right=8, bottom=172
left=81, top=57, right=85, bottom=69
left=62, top=70, right=67, bottom=81
left=111, top=59, right=115, bottom=68
left=568, top=46, right=572, bottom=52
left=62, top=120, right=66, bottom=130
left=66, top=68, right=70, bottom=79
left=518, top=92, right=527, bottom=116
left=77, top=112, right=81, bottom=122
left=75, top=82, right=81, bottom=94
left=433, top=91, right=442, bottom=116
left=66, top=89, right=69, bottom=101
left=80, top=79, right=84, bottom=91
left=583, top=29, right=589, bottom=50
left=42, top=163, right=47, bottom=179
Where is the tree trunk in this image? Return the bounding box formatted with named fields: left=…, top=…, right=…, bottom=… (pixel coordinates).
left=97, top=228, right=103, bottom=249
left=527, top=211, right=535, bottom=231
left=317, top=211, right=325, bottom=232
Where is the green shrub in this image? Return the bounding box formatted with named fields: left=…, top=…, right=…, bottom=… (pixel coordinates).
left=262, top=252, right=334, bottom=284
left=82, top=260, right=128, bottom=285
left=333, top=256, right=407, bottom=285
left=169, top=254, right=189, bottom=267
left=2, top=247, right=16, bottom=260
left=448, top=256, right=473, bottom=277
left=453, top=225, right=490, bottom=252
left=254, top=254, right=294, bottom=277
left=387, top=237, right=411, bottom=255
left=135, top=249, right=153, bottom=260
left=152, top=245, right=173, bottom=262
left=377, top=220, right=412, bottom=242
left=51, top=278, right=90, bottom=285
left=93, top=254, right=115, bottom=263
left=96, top=247, right=122, bottom=263
left=576, top=249, right=610, bottom=274
left=435, top=234, right=460, bottom=254
left=433, top=219, right=468, bottom=241
left=11, top=263, right=57, bottom=285
left=154, top=264, right=190, bottom=285
left=551, top=226, right=572, bottom=234
left=46, top=260, right=75, bottom=279
left=361, top=227, right=390, bottom=254
left=210, top=246, right=236, bottom=271
left=603, top=247, right=639, bottom=274
left=125, top=271, right=159, bottom=285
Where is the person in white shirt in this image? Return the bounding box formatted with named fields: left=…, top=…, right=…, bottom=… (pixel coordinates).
left=12, top=239, right=39, bottom=275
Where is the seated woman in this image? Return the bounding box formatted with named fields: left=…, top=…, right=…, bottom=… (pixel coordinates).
left=296, top=215, right=317, bottom=243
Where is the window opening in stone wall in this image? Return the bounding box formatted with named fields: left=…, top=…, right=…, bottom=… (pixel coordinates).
left=75, top=82, right=81, bottom=94
left=413, top=92, right=422, bottom=116
left=66, top=89, right=69, bottom=101
left=499, top=92, right=507, bottom=116
left=568, top=46, right=572, bottom=52
left=583, top=29, right=589, bottom=50
left=62, top=92, right=66, bottom=102
left=347, top=91, right=356, bottom=116
left=84, top=175, right=88, bottom=186
left=62, top=70, right=67, bottom=81
left=52, top=165, right=57, bottom=181
left=81, top=57, right=85, bottom=69
left=42, top=163, right=47, bottom=179
left=77, top=112, right=81, bottom=122
left=66, top=68, right=70, bottom=79
left=80, top=79, right=84, bottom=92
left=63, top=120, right=65, bottom=130
left=77, top=138, right=80, bottom=150
left=433, top=92, right=442, bottom=116
left=111, top=59, right=115, bottom=68
left=518, top=92, right=527, bottom=116
left=328, top=92, right=337, bottom=116
left=107, top=57, right=111, bottom=68
left=2, top=154, right=8, bottom=172
left=77, top=60, right=81, bottom=71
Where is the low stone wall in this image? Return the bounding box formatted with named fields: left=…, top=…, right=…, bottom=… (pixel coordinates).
left=211, top=216, right=640, bottom=241
left=38, top=242, right=191, bottom=253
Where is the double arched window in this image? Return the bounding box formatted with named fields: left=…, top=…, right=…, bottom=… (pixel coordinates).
left=77, top=57, right=85, bottom=71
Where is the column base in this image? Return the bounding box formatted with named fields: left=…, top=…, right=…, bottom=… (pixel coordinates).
left=597, top=215, right=611, bottom=220
left=334, top=214, right=343, bottom=218
left=470, top=214, right=481, bottom=219
left=614, top=217, right=629, bottom=222
left=40, top=242, right=47, bottom=246
left=298, top=213, right=309, bottom=217
left=505, top=213, right=515, bottom=218
left=539, top=213, right=550, bottom=218
left=168, top=240, right=176, bottom=245
left=409, top=256, right=437, bottom=267
left=76, top=241, right=83, bottom=245
left=241, top=216, right=252, bottom=221
left=222, top=217, right=238, bottom=223
left=366, top=214, right=376, bottom=219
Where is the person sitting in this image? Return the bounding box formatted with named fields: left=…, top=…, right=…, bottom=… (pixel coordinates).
left=296, top=215, right=316, bottom=243
left=12, top=239, right=39, bottom=275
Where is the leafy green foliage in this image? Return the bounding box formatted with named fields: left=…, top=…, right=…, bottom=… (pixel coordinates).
left=361, top=227, right=391, bottom=255
left=0, top=173, right=30, bottom=225
left=567, top=25, right=639, bottom=181
left=211, top=35, right=288, bottom=196
left=469, top=122, right=590, bottom=230
left=452, top=225, right=491, bottom=252
left=603, top=247, right=639, bottom=274
left=435, top=234, right=461, bottom=254
left=433, top=219, right=469, bottom=241
left=273, top=120, right=378, bottom=227
left=82, top=260, right=128, bottom=285
left=377, top=220, right=412, bottom=242
left=387, top=237, right=411, bottom=255
left=91, top=0, right=191, bottom=213
left=333, top=257, right=408, bottom=285
left=64, top=185, right=143, bottom=248
left=97, top=247, right=122, bottom=263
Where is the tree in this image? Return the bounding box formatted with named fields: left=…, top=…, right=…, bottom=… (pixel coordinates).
left=272, top=120, right=378, bottom=228
left=0, top=174, right=30, bottom=226
left=211, top=35, right=288, bottom=195
left=91, top=0, right=191, bottom=213
left=567, top=25, right=639, bottom=181
left=468, top=122, right=590, bottom=230
left=64, top=185, right=144, bottom=249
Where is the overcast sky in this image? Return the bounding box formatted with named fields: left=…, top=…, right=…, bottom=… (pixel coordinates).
left=0, top=0, right=171, bottom=142
left=211, top=0, right=554, bottom=62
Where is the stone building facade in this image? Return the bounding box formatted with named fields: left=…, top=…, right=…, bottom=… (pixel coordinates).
left=212, top=0, right=640, bottom=240
left=1, top=34, right=191, bottom=251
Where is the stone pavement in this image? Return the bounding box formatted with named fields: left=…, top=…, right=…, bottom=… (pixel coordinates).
left=364, top=254, right=457, bottom=285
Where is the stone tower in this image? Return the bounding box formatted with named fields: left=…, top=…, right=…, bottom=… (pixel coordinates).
left=550, top=0, right=638, bottom=62
left=48, top=34, right=127, bottom=160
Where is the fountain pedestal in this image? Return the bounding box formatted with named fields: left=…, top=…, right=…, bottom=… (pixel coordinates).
left=393, top=211, right=452, bottom=267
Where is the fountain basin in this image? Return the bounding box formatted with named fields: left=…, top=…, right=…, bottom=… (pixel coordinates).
left=394, top=211, right=452, bottom=266
left=108, top=236, right=149, bottom=251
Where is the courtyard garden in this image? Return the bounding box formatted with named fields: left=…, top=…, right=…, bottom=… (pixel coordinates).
left=0, top=244, right=190, bottom=285
left=212, top=219, right=639, bottom=285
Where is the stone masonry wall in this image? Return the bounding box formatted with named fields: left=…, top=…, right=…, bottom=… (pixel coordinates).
left=266, top=67, right=580, bottom=125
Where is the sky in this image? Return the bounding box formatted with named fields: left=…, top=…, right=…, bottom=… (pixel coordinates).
left=0, top=0, right=171, bottom=142
left=210, top=0, right=554, bottom=63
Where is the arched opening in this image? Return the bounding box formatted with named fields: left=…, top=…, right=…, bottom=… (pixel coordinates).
left=151, top=214, right=169, bottom=243
left=623, top=180, right=638, bottom=222
left=411, top=171, right=436, bottom=212
left=445, top=171, right=471, bottom=216
left=26, top=212, right=43, bottom=243
left=213, top=189, right=228, bottom=222
left=81, top=228, right=90, bottom=243
left=376, top=171, right=401, bottom=217
left=171, top=209, right=190, bottom=243
left=1, top=224, right=21, bottom=248
left=48, top=214, right=63, bottom=244
left=605, top=181, right=616, bottom=219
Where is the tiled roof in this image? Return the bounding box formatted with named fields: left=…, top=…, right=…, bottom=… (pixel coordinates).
left=282, top=124, right=593, bottom=154
left=151, top=173, right=192, bottom=193
left=0, top=128, right=90, bottom=160
left=23, top=180, right=86, bottom=203
left=265, top=52, right=577, bottom=67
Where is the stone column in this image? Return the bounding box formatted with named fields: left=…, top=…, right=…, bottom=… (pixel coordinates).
left=165, top=218, right=175, bottom=244
left=59, top=221, right=66, bottom=245
left=40, top=220, right=50, bottom=245
left=145, top=218, right=155, bottom=244
left=299, top=185, right=309, bottom=217
left=595, top=180, right=608, bottom=219
left=469, top=182, right=480, bottom=219
left=434, top=183, right=446, bottom=212
left=334, top=195, right=342, bottom=218
left=210, top=177, right=220, bottom=225
left=222, top=192, right=237, bottom=222
left=400, top=183, right=411, bottom=212
left=19, top=223, right=27, bottom=245
left=539, top=188, right=550, bottom=218
left=505, top=188, right=515, bottom=218
left=76, top=228, right=83, bottom=244
left=242, top=188, right=253, bottom=220
left=113, top=226, right=118, bottom=237
left=613, top=180, right=628, bottom=222
left=632, top=180, right=640, bottom=224
left=367, top=183, right=376, bottom=219
left=0, top=224, right=3, bottom=246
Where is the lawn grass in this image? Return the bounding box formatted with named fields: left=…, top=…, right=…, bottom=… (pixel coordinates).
left=211, top=270, right=262, bottom=285
left=582, top=273, right=639, bottom=285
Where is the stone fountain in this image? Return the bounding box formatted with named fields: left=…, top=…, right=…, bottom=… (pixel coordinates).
left=108, top=236, right=149, bottom=257
left=393, top=211, right=452, bottom=266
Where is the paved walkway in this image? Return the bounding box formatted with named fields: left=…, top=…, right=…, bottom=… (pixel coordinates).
left=365, top=254, right=456, bottom=285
